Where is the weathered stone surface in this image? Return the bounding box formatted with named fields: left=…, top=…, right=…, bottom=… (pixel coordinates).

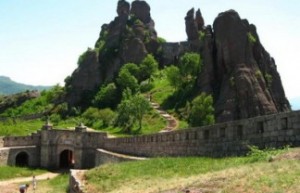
left=117, top=0, right=130, bottom=17
left=131, top=0, right=151, bottom=24
left=185, top=8, right=205, bottom=41
left=65, top=50, right=102, bottom=107
left=212, top=10, right=289, bottom=122
left=185, top=8, right=198, bottom=41
left=195, top=8, right=205, bottom=30
left=121, top=38, right=148, bottom=64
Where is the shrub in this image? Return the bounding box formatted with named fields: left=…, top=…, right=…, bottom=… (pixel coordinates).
left=93, top=83, right=118, bottom=109
left=187, top=93, right=215, bottom=127
left=77, top=48, right=92, bottom=65
left=247, top=32, right=257, bottom=44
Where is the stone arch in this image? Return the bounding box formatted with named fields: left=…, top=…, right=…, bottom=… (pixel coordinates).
left=15, top=151, right=29, bottom=167
left=59, top=149, right=74, bottom=168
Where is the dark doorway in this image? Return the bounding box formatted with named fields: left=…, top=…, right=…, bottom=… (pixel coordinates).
left=59, top=150, right=74, bottom=168
left=15, top=152, right=29, bottom=167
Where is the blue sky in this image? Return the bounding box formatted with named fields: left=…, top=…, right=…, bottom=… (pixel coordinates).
left=0, top=0, right=299, bottom=107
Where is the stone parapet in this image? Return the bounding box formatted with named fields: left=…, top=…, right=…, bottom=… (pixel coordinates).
left=69, top=170, right=86, bottom=193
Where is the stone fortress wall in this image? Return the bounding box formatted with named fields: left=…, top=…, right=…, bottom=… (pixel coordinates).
left=0, top=110, right=299, bottom=169
left=103, top=110, right=300, bottom=157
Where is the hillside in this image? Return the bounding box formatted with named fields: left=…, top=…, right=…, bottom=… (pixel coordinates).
left=64, top=0, right=290, bottom=123
left=84, top=147, right=300, bottom=193
left=0, top=76, right=51, bottom=95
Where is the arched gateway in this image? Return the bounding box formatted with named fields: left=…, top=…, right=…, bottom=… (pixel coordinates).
left=59, top=149, right=74, bottom=168
left=15, top=152, right=29, bottom=167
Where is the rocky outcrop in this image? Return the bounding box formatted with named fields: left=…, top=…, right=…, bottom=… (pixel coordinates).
left=65, top=50, right=101, bottom=107
left=65, top=1, right=290, bottom=122
left=65, top=0, right=159, bottom=108
left=185, top=8, right=205, bottom=41
left=211, top=10, right=290, bottom=122
left=161, top=9, right=290, bottom=122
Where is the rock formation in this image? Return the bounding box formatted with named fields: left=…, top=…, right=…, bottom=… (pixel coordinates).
left=65, top=0, right=290, bottom=122
left=65, top=0, right=159, bottom=108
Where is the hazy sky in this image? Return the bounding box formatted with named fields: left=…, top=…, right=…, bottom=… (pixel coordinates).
left=0, top=0, right=299, bottom=101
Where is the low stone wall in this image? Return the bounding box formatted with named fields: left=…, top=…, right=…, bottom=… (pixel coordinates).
left=0, top=147, right=10, bottom=166
left=69, top=170, right=86, bottom=193
left=102, top=111, right=300, bottom=157
left=3, top=132, right=41, bottom=147
left=0, top=137, right=3, bottom=147
left=95, top=148, right=147, bottom=166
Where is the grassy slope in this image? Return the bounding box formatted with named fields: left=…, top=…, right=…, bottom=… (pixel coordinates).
left=33, top=174, right=69, bottom=193
left=84, top=148, right=300, bottom=193
left=0, top=119, right=44, bottom=136
left=0, top=166, right=46, bottom=180
left=0, top=118, right=80, bottom=136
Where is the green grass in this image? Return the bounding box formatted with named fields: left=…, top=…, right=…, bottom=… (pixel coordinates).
left=0, top=119, right=44, bottom=136
left=0, top=110, right=166, bottom=137
left=0, top=166, right=46, bottom=180
left=0, top=118, right=80, bottom=136
left=43, top=174, right=69, bottom=193
left=86, top=148, right=287, bottom=192
left=151, top=74, right=174, bottom=104
left=85, top=147, right=287, bottom=193
left=99, top=111, right=166, bottom=137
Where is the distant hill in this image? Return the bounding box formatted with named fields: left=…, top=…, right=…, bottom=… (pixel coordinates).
left=290, top=97, right=300, bottom=110
left=0, top=76, right=52, bottom=95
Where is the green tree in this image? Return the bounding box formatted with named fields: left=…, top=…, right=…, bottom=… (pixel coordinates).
left=188, top=93, right=215, bottom=127
left=115, top=89, right=135, bottom=133
left=116, top=68, right=139, bottom=93
left=121, top=63, right=140, bottom=78
left=93, top=83, right=118, bottom=108
left=179, top=52, right=201, bottom=87
left=82, top=107, right=115, bottom=128
left=165, top=65, right=181, bottom=90
left=115, top=89, right=151, bottom=133
left=165, top=53, right=201, bottom=92
left=98, top=108, right=115, bottom=127
left=139, top=54, right=158, bottom=82
left=131, top=94, right=151, bottom=130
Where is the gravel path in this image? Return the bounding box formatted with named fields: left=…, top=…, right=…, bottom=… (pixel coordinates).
left=0, top=171, right=60, bottom=193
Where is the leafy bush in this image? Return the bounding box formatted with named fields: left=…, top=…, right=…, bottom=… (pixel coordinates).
left=165, top=65, right=181, bottom=90
left=93, top=83, right=118, bottom=109
left=140, top=82, right=154, bottom=93
left=187, top=93, right=215, bottom=127
left=82, top=107, right=115, bottom=129
left=247, top=32, right=257, bottom=44
left=77, top=48, right=92, bottom=65
left=117, top=68, right=139, bottom=94
left=247, top=145, right=289, bottom=162
left=198, top=31, right=205, bottom=40
left=139, top=54, right=159, bottom=82
left=265, top=73, right=273, bottom=87
left=157, top=37, right=166, bottom=44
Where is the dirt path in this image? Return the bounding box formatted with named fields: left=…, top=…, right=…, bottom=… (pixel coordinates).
left=149, top=100, right=179, bottom=132
left=0, top=171, right=60, bottom=193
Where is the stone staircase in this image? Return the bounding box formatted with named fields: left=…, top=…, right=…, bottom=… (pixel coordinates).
left=150, top=101, right=178, bottom=132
